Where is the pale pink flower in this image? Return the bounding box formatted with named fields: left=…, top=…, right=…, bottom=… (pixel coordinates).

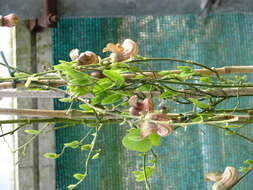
left=1, top=13, right=19, bottom=27
left=128, top=95, right=174, bottom=138
left=69, top=49, right=98, bottom=65
left=103, top=39, right=138, bottom=62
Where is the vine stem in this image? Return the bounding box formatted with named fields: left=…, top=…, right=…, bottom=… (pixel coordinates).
left=122, top=66, right=253, bottom=78
left=156, top=79, right=253, bottom=88
left=126, top=58, right=220, bottom=79
left=231, top=167, right=253, bottom=189
left=210, top=125, right=253, bottom=143
left=13, top=123, right=50, bottom=152
left=143, top=152, right=151, bottom=190
left=69, top=124, right=102, bottom=190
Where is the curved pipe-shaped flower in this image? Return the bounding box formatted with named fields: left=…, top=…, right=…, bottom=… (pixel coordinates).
left=212, top=167, right=238, bottom=190
left=103, top=39, right=138, bottom=62
left=69, top=49, right=98, bottom=65
left=206, top=167, right=238, bottom=190
left=128, top=95, right=154, bottom=116
left=140, top=113, right=174, bottom=138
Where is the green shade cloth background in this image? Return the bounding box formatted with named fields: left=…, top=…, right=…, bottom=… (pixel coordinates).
left=52, top=13, right=253, bottom=190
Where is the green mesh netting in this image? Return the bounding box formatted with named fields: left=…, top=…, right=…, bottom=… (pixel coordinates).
left=53, top=13, right=253, bottom=190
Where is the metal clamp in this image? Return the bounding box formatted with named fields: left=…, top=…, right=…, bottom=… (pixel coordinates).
left=29, top=0, right=57, bottom=32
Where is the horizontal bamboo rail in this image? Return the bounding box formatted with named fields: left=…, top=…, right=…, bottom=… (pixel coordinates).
left=123, top=66, right=253, bottom=78
left=0, top=108, right=252, bottom=124
left=0, top=108, right=94, bottom=118
left=1, top=66, right=253, bottom=90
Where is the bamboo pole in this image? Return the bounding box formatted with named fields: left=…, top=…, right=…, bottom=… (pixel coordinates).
left=122, top=66, right=253, bottom=78
left=0, top=118, right=119, bottom=125
left=0, top=80, right=66, bottom=89
left=1, top=66, right=253, bottom=90
left=0, top=108, right=94, bottom=118
left=1, top=87, right=253, bottom=98
left=135, top=87, right=253, bottom=98
left=0, top=90, right=65, bottom=98
left=0, top=108, right=253, bottom=124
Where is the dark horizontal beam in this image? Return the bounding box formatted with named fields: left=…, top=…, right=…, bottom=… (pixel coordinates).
left=1, top=0, right=253, bottom=19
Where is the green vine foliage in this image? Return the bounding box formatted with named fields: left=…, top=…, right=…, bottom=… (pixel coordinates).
left=1, top=39, right=253, bottom=189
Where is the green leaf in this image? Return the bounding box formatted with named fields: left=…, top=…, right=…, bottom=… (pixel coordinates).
left=127, top=134, right=143, bottom=142
left=43, top=153, right=59, bottom=159
left=148, top=133, right=161, bottom=146
left=68, top=85, right=90, bottom=96
left=158, top=70, right=172, bottom=76
left=160, top=89, right=178, bottom=98
left=132, top=166, right=156, bottom=182
left=91, top=153, right=100, bottom=159
left=67, top=184, right=76, bottom=189
left=93, top=78, right=114, bottom=94
left=102, top=70, right=125, bottom=84
left=240, top=166, right=252, bottom=173
left=79, top=104, right=93, bottom=112
left=101, top=93, right=122, bottom=105
left=59, top=98, right=72, bottom=103
left=69, top=78, right=90, bottom=85
left=177, top=66, right=193, bottom=73
left=225, top=131, right=234, bottom=136
left=129, top=66, right=140, bottom=72
left=73, top=173, right=87, bottom=180
left=64, top=141, right=80, bottom=149
left=188, top=98, right=209, bottom=109
left=91, top=93, right=108, bottom=105
left=122, top=129, right=152, bottom=152
left=179, top=71, right=195, bottom=78
left=137, top=84, right=155, bottom=91
left=223, top=125, right=241, bottom=128
left=81, top=144, right=92, bottom=151
left=200, top=77, right=212, bottom=83
left=14, top=72, right=30, bottom=77
left=54, top=61, right=73, bottom=71
left=24, top=129, right=40, bottom=135
left=244, top=160, right=253, bottom=165
left=134, top=74, right=145, bottom=79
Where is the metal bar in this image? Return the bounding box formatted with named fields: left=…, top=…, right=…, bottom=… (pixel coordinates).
left=1, top=0, right=253, bottom=19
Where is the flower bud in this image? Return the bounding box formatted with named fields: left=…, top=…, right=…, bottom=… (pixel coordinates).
left=157, top=127, right=170, bottom=136
left=158, top=102, right=167, bottom=113
left=90, top=71, right=105, bottom=78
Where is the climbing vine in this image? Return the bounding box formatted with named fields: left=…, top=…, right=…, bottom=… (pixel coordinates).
left=0, top=16, right=253, bottom=189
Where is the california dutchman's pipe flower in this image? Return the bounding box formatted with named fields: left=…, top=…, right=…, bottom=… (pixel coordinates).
left=0, top=13, right=19, bottom=27
left=69, top=49, right=98, bottom=65
left=205, top=167, right=238, bottom=190
left=128, top=95, right=174, bottom=138
left=128, top=95, right=153, bottom=116
left=140, top=113, right=174, bottom=138
left=103, top=39, right=138, bottom=62
left=69, top=49, right=79, bottom=61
